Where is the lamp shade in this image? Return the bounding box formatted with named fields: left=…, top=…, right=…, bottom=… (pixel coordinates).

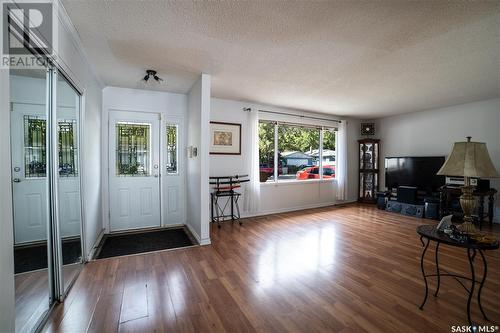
left=437, top=138, right=499, bottom=178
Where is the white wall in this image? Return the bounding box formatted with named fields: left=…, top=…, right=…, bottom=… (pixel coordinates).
left=210, top=98, right=358, bottom=217
left=102, top=86, right=188, bottom=232
left=186, top=74, right=211, bottom=245
left=56, top=3, right=104, bottom=258
left=378, top=98, right=500, bottom=221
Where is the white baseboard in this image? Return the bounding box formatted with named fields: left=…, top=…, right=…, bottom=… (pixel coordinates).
left=200, top=238, right=211, bottom=246
left=185, top=223, right=212, bottom=245
left=185, top=223, right=200, bottom=243
left=163, top=223, right=185, bottom=228
left=86, top=228, right=105, bottom=261
left=239, top=200, right=357, bottom=219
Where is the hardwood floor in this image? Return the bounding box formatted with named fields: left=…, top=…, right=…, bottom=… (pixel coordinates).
left=42, top=204, right=500, bottom=332
left=15, top=269, right=49, bottom=333
left=15, top=263, right=82, bottom=333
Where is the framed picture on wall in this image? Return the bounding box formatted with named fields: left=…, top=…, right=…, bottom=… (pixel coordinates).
left=209, top=121, right=241, bottom=155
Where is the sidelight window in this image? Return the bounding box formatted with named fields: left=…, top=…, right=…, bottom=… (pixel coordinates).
left=116, top=123, right=151, bottom=176
left=58, top=120, right=78, bottom=177
left=166, top=124, right=178, bottom=174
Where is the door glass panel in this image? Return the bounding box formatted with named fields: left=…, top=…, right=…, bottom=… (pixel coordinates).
left=11, top=66, right=51, bottom=332
left=116, top=123, right=151, bottom=176
left=364, top=173, right=374, bottom=199
left=56, top=73, right=83, bottom=292
left=24, top=116, right=47, bottom=177
left=166, top=124, right=178, bottom=174
left=365, top=143, right=373, bottom=169
left=359, top=173, right=364, bottom=196
left=359, top=144, right=364, bottom=169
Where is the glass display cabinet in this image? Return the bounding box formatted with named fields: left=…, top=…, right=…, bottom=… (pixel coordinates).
left=358, top=138, right=380, bottom=203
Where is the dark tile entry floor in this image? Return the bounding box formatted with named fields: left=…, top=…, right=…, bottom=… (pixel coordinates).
left=95, top=228, right=195, bottom=259
left=14, top=239, right=82, bottom=274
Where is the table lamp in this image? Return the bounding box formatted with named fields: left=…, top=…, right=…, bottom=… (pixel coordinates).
left=437, top=137, right=499, bottom=234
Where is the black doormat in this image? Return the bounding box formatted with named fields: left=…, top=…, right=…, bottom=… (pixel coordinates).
left=95, top=228, right=195, bottom=259
left=14, top=239, right=82, bottom=274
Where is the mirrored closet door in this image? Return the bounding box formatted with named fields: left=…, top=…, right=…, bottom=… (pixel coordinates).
left=10, top=48, right=84, bottom=332
left=10, top=61, right=53, bottom=333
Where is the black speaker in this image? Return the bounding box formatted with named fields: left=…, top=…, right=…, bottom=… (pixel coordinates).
left=477, top=179, right=491, bottom=191
left=376, top=191, right=388, bottom=210
left=424, top=202, right=439, bottom=220
left=386, top=201, right=402, bottom=213
left=397, top=186, right=418, bottom=204
left=401, top=204, right=425, bottom=218
left=424, top=197, right=440, bottom=220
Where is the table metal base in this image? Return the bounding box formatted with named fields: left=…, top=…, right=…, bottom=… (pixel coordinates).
left=419, top=236, right=490, bottom=326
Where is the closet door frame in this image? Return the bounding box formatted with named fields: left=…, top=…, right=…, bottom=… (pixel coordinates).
left=49, top=68, right=86, bottom=300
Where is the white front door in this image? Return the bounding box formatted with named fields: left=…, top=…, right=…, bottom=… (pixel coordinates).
left=109, top=111, right=161, bottom=231
left=11, top=103, right=83, bottom=243
left=11, top=103, right=48, bottom=244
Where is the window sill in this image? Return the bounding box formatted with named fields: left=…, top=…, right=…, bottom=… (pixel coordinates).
left=259, top=179, right=336, bottom=187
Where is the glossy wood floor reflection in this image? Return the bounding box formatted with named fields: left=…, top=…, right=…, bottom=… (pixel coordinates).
left=16, top=263, right=81, bottom=333
left=42, top=204, right=500, bottom=333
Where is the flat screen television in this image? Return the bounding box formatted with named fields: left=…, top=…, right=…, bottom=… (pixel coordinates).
left=385, top=156, right=446, bottom=192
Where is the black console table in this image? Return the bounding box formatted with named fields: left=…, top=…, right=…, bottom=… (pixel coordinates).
left=417, top=225, right=499, bottom=326
left=439, top=186, right=497, bottom=230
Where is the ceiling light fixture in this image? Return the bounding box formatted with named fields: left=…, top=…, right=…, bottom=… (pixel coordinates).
left=143, top=69, right=164, bottom=84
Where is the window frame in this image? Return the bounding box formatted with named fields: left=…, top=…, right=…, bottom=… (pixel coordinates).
left=259, top=120, right=338, bottom=185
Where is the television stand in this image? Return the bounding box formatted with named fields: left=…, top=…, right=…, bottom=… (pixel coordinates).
left=439, top=185, right=497, bottom=230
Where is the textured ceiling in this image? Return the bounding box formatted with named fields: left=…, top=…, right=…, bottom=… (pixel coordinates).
left=62, top=0, right=500, bottom=118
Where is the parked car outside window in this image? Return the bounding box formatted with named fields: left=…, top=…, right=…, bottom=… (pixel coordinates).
left=296, top=165, right=335, bottom=180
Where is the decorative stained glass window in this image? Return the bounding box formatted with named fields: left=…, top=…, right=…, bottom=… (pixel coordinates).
left=116, top=123, right=150, bottom=176
left=24, top=116, right=47, bottom=178
left=58, top=120, right=78, bottom=177
left=166, top=124, right=178, bottom=174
